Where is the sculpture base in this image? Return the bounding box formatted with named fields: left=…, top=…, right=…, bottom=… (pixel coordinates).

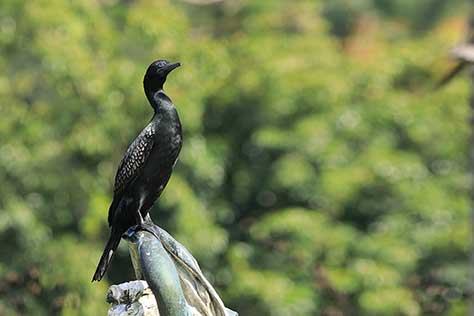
left=107, top=280, right=159, bottom=316
left=107, top=223, right=237, bottom=316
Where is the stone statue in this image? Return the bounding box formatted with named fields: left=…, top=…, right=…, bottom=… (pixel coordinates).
left=106, top=223, right=238, bottom=316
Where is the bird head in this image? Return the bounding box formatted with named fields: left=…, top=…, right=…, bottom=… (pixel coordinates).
left=143, top=59, right=181, bottom=92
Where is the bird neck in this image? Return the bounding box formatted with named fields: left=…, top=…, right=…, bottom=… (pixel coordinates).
left=146, top=89, right=173, bottom=112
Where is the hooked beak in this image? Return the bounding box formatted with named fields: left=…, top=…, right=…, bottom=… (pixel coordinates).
left=162, top=62, right=181, bottom=75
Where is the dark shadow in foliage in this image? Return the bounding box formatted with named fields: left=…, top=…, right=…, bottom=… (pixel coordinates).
left=393, top=64, right=433, bottom=92
left=415, top=249, right=468, bottom=314
left=322, top=0, right=366, bottom=40
left=339, top=180, right=396, bottom=231
left=373, top=0, right=449, bottom=34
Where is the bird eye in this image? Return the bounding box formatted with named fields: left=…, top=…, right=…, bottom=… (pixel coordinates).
left=157, top=61, right=167, bottom=68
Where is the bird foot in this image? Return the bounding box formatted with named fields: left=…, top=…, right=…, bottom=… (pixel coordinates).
left=122, top=222, right=160, bottom=242
left=122, top=226, right=139, bottom=241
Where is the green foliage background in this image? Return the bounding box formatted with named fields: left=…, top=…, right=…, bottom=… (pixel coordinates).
left=0, top=0, right=471, bottom=315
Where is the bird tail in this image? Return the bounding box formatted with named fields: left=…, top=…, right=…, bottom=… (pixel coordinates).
left=92, top=230, right=122, bottom=282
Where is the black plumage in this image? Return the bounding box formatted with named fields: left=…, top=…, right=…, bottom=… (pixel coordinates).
left=92, top=60, right=182, bottom=282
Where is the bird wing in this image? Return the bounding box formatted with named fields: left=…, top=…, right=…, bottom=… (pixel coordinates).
left=107, top=126, right=155, bottom=225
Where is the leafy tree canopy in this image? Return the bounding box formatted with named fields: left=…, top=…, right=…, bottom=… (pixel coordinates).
left=0, top=0, right=470, bottom=315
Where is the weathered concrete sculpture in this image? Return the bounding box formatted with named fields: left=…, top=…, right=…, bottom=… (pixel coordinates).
left=106, top=224, right=237, bottom=316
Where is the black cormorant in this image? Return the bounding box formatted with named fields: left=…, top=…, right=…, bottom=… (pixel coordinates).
left=92, top=60, right=182, bottom=282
